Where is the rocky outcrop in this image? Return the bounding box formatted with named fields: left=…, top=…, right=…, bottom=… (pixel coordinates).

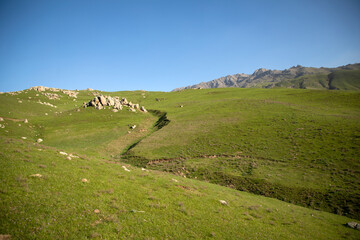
left=84, top=95, right=147, bottom=113
left=30, top=86, right=79, bottom=98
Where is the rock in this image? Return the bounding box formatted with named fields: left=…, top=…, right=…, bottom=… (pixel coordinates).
left=114, top=101, right=122, bottom=110
left=30, top=174, right=42, bottom=178
left=107, top=96, right=115, bottom=106
left=18, top=100, right=22, bottom=103
left=130, top=125, right=136, bottom=129
left=37, top=138, right=43, bottom=143
left=66, top=156, right=72, bottom=160
left=0, top=117, right=3, bottom=121
left=134, top=104, right=139, bottom=109
left=180, top=105, right=184, bottom=108
left=24, top=119, right=28, bottom=123
left=43, top=93, right=60, bottom=100
left=129, top=108, right=136, bottom=112
left=21, top=137, right=27, bottom=140
left=172, top=178, right=179, bottom=183
left=112, top=109, right=118, bottom=113
left=122, top=166, right=131, bottom=172
left=99, top=96, right=106, bottom=105
left=31, top=86, right=46, bottom=92
left=95, top=105, right=103, bottom=110
left=219, top=200, right=228, bottom=205
left=140, top=106, right=147, bottom=112
left=83, top=102, right=88, bottom=108
left=87, top=88, right=94, bottom=91
left=94, top=209, right=100, bottom=214
left=121, top=98, right=128, bottom=105
left=81, top=178, right=88, bottom=183
left=346, top=222, right=360, bottom=230
left=59, top=151, right=68, bottom=155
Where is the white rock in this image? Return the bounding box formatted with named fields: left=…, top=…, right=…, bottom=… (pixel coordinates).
left=219, top=200, right=228, bottom=205
left=24, top=119, right=28, bottom=123
left=122, top=166, right=131, bottom=172
left=30, top=174, right=42, bottom=177
left=21, top=137, right=27, bottom=140
left=0, top=117, right=3, bottom=121
left=37, top=138, right=43, bottom=143
left=59, top=151, right=68, bottom=156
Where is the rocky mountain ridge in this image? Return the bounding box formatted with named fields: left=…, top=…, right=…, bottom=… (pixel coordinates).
left=173, top=63, right=360, bottom=91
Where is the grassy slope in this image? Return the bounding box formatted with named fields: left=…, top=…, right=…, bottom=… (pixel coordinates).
left=274, top=70, right=360, bottom=90
left=1, top=88, right=360, bottom=238
left=329, top=70, right=360, bottom=90
left=275, top=74, right=329, bottom=89
left=121, top=88, right=360, bottom=219
left=1, top=137, right=359, bottom=239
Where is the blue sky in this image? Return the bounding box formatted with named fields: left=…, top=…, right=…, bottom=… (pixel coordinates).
left=0, top=0, right=359, bottom=92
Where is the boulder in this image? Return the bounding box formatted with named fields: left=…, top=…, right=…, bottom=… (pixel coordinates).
left=107, top=96, right=115, bottom=106
left=129, top=108, right=136, bottom=112
left=114, top=101, right=122, bottom=110
left=0, top=117, right=3, bottom=121
left=121, top=98, right=128, bottom=105
left=98, top=96, right=106, bottom=105
left=37, top=138, right=43, bottom=143
left=140, top=106, right=147, bottom=112
left=134, top=104, right=139, bottom=109
left=24, top=119, right=28, bottom=123
left=346, top=222, right=360, bottom=230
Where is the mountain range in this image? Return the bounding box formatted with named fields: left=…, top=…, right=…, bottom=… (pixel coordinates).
left=173, top=63, right=360, bottom=91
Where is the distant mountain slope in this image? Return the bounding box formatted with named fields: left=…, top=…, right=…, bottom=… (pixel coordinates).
left=173, top=63, right=360, bottom=91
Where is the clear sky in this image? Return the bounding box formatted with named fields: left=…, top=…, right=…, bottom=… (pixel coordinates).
left=0, top=0, right=360, bottom=92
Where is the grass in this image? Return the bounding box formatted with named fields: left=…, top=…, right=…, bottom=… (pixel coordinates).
left=1, top=136, right=359, bottom=239
left=120, top=88, right=360, bottom=219
left=0, top=87, right=360, bottom=238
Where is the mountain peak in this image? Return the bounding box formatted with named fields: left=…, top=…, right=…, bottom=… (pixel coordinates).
left=253, top=68, right=269, bottom=75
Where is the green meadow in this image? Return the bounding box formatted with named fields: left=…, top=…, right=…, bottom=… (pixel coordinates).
left=0, top=87, right=359, bottom=239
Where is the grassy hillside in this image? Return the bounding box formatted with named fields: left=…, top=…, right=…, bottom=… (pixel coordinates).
left=329, top=70, right=360, bottom=90
left=1, top=136, right=360, bottom=239
left=119, top=88, right=360, bottom=219
left=274, top=70, right=360, bottom=90
left=275, top=74, right=329, bottom=89
left=1, top=87, right=360, bottom=238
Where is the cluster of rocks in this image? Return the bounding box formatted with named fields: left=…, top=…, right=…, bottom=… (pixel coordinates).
left=30, top=86, right=79, bottom=98
left=43, top=93, right=60, bottom=100
left=84, top=95, right=147, bottom=113
left=37, top=100, right=57, bottom=108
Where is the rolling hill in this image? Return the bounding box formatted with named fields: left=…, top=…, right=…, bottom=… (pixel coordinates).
left=0, top=86, right=359, bottom=239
